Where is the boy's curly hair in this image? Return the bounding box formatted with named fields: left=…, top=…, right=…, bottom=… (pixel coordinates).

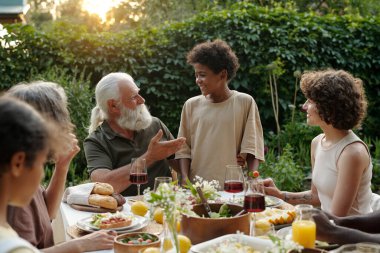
left=186, top=39, right=239, bottom=81
left=300, top=69, right=367, bottom=130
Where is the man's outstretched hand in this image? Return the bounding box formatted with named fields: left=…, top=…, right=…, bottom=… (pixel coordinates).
left=144, top=129, right=186, bottom=166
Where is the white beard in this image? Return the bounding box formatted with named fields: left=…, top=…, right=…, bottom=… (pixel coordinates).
left=117, top=104, right=153, bottom=131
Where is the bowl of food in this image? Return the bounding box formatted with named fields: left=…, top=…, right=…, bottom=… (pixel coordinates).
left=181, top=203, right=250, bottom=244
left=114, top=232, right=160, bottom=253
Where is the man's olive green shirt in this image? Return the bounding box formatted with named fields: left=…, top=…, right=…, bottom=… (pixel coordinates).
left=84, top=117, right=173, bottom=196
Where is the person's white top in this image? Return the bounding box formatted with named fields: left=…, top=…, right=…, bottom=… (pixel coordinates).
left=312, top=131, right=373, bottom=215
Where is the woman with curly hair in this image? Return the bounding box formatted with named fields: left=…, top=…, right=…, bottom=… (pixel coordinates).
left=176, top=39, right=265, bottom=186
left=264, top=69, right=372, bottom=216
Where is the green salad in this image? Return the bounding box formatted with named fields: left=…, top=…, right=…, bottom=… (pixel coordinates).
left=209, top=204, right=232, bottom=218
left=119, top=233, right=158, bottom=245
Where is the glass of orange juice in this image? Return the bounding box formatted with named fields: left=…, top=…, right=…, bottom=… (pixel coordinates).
left=292, top=204, right=316, bottom=248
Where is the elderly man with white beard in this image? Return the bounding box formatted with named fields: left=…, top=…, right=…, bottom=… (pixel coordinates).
left=84, top=72, right=186, bottom=196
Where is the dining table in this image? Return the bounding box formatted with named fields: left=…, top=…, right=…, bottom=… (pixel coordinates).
left=59, top=191, right=288, bottom=253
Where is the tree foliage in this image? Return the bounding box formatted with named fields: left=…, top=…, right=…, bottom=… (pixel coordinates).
left=2, top=3, right=380, bottom=187
left=26, top=0, right=380, bottom=30
left=2, top=3, right=380, bottom=136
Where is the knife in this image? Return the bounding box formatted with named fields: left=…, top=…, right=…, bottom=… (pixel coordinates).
left=196, top=186, right=213, bottom=218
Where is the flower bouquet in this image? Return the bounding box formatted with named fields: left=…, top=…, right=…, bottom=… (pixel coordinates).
left=184, top=176, right=221, bottom=204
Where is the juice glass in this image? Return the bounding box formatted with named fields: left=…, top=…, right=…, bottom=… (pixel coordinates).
left=292, top=204, right=316, bottom=248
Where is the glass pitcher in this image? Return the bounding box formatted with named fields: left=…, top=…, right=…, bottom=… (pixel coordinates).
left=292, top=204, right=316, bottom=248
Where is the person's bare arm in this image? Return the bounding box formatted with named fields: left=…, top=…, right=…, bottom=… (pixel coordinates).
left=91, top=130, right=186, bottom=193
left=313, top=210, right=380, bottom=244
left=179, top=158, right=191, bottom=186
left=264, top=136, right=320, bottom=206
left=246, top=153, right=260, bottom=171
left=263, top=178, right=320, bottom=206
left=330, top=142, right=370, bottom=216
left=91, top=167, right=131, bottom=194
left=168, top=159, right=180, bottom=173
left=335, top=210, right=380, bottom=233
left=45, top=133, right=80, bottom=219
left=41, top=230, right=116, bottom=253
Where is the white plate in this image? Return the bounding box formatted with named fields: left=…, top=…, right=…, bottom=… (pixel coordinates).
left=76, top=214, right=147, bottom=232
left=265, top=196, right=284, bottom=208
left=277, top=226, right=335, bottom=249
left=218, top=195, right=283, bottom=208
left=190, top=234, right=273, bottom=253
left=277, top=226, right=292, bottom=239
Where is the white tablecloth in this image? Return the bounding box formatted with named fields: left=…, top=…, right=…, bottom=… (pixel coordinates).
left=60, top=200, right=132, bottom=253
left=60, top=191, right=242, bottom=253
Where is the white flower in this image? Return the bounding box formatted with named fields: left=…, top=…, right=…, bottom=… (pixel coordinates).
left=187, top=176, right=220, bottom=203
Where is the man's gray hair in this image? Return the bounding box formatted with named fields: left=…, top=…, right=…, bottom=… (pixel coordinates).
left=88, top=72, right=134, bottom=134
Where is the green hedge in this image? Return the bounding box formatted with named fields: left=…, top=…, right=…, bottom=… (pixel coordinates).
left=1, top=3, right=379, bottom=138
left=1, top=3, right=380, bottom=188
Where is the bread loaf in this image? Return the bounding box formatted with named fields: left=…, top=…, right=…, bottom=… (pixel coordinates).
left=112, top=193, right=126, bottom=206
left=89, top=194, right=118, bottom=210
left=92, top=182, right=114, bottom=195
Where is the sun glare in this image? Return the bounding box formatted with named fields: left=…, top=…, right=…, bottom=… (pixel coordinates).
left=82, top=0, right=123, bottom=22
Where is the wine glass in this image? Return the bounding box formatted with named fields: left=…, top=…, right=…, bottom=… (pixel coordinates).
left=244, top=178, right=266, bottom=236
left=153, top=177, right=172, bottom=192
left=129, top=158, right=147, bottom=196
left=224, top=165, right=245, bottom=203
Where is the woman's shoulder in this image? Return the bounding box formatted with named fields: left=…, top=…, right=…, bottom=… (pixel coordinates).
left=312, top=134, right=324, bottom=144
left=341, top=131, right=369, bottom=155
left=341, top=141, right=370, bottom=160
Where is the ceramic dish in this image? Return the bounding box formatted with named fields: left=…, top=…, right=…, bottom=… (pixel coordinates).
left=69, top=204, right=123, bottom=213
left=217, top=195, right=284, bottom=208
left=181, top=203, right=250, bottom=245
left=190, top=234, right=273, bottom=253
left=277, top=226, right=339, bottom=250
left=329, top=243, right=380, bottom=253
left=76, top=215, right=148, bottom=233
left=114, top=232, right=160, bottom=253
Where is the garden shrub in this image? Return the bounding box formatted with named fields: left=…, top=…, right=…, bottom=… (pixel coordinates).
left=1, top=3, right=379, bottom=137
left=260, top=144, right=306, bottom=191
left=1, top=3, right=380, bottom=188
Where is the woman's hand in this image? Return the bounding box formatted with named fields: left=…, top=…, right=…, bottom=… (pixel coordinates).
left=55, top=133, right=80, bottom=171
left=263, top=178, right=283, bottom=199
left=77, top=230, right=117, bottom=251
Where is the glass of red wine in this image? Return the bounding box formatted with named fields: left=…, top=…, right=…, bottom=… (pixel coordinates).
left=129, top=158, right=147, bottom=196
left=224, top=165, right=244, bottom=203
left=244, top=177, right=266, bottom=236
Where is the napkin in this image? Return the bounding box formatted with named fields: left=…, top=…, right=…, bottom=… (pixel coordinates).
left=63, top=183, right=95, bottom=206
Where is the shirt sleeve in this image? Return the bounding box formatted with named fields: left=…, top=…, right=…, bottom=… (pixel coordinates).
left=84, top=137, right=113, bottom=175
left=240, top=97, right=265, bottom=161
left=175, top=102, right=192, bottom=159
